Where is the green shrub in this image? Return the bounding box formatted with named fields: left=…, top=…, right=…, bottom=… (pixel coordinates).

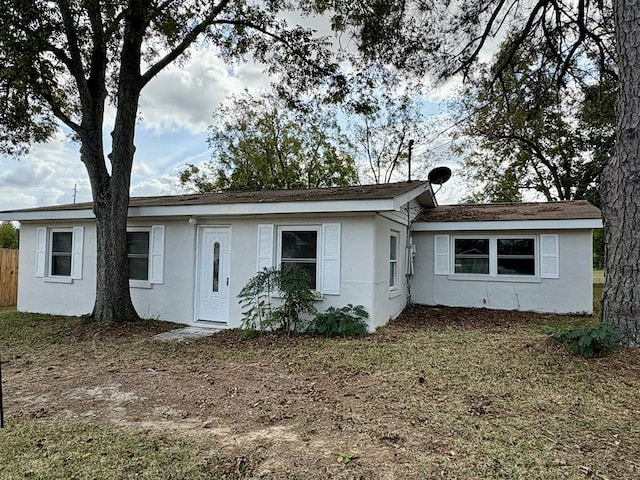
left=238, top=267, right=319, bottom=334
left=237, top=267, right=279, bottom=333
left=308, top=304, right=369, bottom=338
left=276, top=266, right=320, bottom=332
left=544, top=322, right=622, bottom=358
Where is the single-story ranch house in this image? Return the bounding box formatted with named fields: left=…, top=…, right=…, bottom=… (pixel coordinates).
left=0, top=181, right=602, bottom=331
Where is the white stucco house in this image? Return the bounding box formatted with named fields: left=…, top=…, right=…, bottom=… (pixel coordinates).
left=0, top=181, right=602, bottom=330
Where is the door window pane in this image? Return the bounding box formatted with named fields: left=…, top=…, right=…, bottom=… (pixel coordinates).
left=213, top=242, right=220, bottom=292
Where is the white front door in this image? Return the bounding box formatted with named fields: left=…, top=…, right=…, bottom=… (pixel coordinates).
left=196, top=227, right=230, bottom=324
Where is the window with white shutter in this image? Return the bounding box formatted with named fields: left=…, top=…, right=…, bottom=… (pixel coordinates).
left=36, top=226, right=84, bottom=280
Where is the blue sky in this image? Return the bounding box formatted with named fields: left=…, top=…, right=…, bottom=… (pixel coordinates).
left=0, top=45, right=466, bottom=213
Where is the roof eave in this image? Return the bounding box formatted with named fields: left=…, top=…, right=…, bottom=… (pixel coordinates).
left=1, top=197, right=403, bottom=222
left=412, top=218, right=603, bottom=231
left=392, top=182, right=437, bottom=210
left=0, top=181, right=435, bottom=222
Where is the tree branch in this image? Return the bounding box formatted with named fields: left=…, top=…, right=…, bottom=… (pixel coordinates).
left=141, top=0, right=230, bottom=86
left=492, top=0, right=549, bottom=76
left=57, top=0, right=90, bottom=99
left=450, top=0, right=510, bottom=76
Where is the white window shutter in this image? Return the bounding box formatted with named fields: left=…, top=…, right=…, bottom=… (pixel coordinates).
left=70, top=226, right=84, bottom=279
left=257, top=224, right=274, bottom=271
left=321, top=223, right=341, bottom=295
left=540, top=234, right=559, bottom=279
left=434, top=234, right=450, bottom=275
left=35, top=227, right=47, bottom=277
left=150, top=225, right=165, bottom=284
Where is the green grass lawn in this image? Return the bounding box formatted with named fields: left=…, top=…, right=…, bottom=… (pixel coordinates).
left=0, top=292, right=638, bottom=479
left=593, top=269, right=605, bottom=284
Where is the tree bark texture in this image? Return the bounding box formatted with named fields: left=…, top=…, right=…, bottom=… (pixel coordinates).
left=86, top=1, right=147, bottom=323
left=92, top=188, right=139, bottom=323
left=603, top=0, right=640, bottom=345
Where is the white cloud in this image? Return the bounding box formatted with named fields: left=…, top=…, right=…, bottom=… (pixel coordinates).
left=130, top=177, right=180, bottom=197
left=0, top=133, right=94, bottom=210
left=139, top=48, right=269, bottom=134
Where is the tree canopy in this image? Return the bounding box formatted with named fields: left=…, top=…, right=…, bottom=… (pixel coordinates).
left=454, top=39, right=615, bottom=204
left=179, top=91, right=358, bottom=193
left=317, top=0, right=640, bottom=345
left=0, top=0, right=344, bottom=323
left=0, top=222, right=19, bottom=249
left=344, top=86, right=424, bottom=184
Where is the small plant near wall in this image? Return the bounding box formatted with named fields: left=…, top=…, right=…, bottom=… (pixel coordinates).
left=238, top=268, right=278, bottom=334
left=238, top=267, right=319, bottom=335
left=544, top=322, right=622, bottom=358
left=308, top=304, right=369, bottom=338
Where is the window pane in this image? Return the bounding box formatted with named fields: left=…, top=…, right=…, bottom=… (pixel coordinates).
left=52, top=255, right=72, bottom=276
left=454, top=238, right=489, bottom=274
left=213, top=242, right=220, bottom=293
left=390, top=262, right=397, bottom=287
left=281, top=261, right=317, bottom=290
left=282, top=231, right=317, bottom=259
left=497, top=238, right=535, bottom=275
left=129, top=257, right=149, bottom=280
left=455, top=258, right=489, bottom=274
left=52, top=232, right=72, bottom=253
left=390, top=235, right=397, bottom=261
left=497, top=239, right=534, bottom=256
left=127, top=231, right=150, bottom=255
left=455, top=238, right=489, bottom=255
left=498, top=258, right=535, bottom=275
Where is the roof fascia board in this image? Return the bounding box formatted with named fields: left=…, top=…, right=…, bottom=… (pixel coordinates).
left=0, top=210, right=95, bottom=222
left=1, top=198, right=397, bottom=221
left=132, top=198, right=395, bottom=217
left=412, top=218, right=603, bottom=231
left=392, top=183, right=434, bottom=209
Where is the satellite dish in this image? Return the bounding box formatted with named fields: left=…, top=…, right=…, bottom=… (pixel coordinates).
left=427, top=166, right=452, bottom=185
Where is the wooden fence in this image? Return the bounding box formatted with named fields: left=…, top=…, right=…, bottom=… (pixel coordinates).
left=0, top=248, right=18, bottom=307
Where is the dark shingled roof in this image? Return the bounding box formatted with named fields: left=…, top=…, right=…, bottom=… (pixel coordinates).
left=1, top=181, right=430, bottom=214
left=416, top=200, right=601, bottom=222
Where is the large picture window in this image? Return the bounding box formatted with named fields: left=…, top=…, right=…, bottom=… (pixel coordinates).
left=127, top=230, right=150, bottom=281
left=453, top=236, right=537, bottom=277
left=279, top=227, right=320, bottom=289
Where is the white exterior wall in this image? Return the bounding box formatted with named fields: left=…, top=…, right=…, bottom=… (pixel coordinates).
left=17, top=220, right=199, bottom=322
left=127, top=219, right=197, bottom=322
left=17, top=214, right=404, bottom=330
left=411, top=229, right=594, bottom=314
left=370, top=215, right=408, bottom=329
left=219, top=215, right=379, bottom=329
left=18, top=222, right=97, bottom=316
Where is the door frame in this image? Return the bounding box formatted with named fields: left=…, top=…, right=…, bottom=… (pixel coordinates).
left=193, top=225, right=232, bottom=326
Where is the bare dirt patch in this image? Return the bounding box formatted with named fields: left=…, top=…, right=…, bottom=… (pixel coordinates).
left=3, top=306, right=640, bottom=478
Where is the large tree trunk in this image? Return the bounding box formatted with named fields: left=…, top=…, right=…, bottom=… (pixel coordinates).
left=81, top=127, right=140, bottom=324
left=602, top=0, right=640, bottom=346
left=92, top=189, right=139, bottom=323
left=85, top=0, right=147, bottom=324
